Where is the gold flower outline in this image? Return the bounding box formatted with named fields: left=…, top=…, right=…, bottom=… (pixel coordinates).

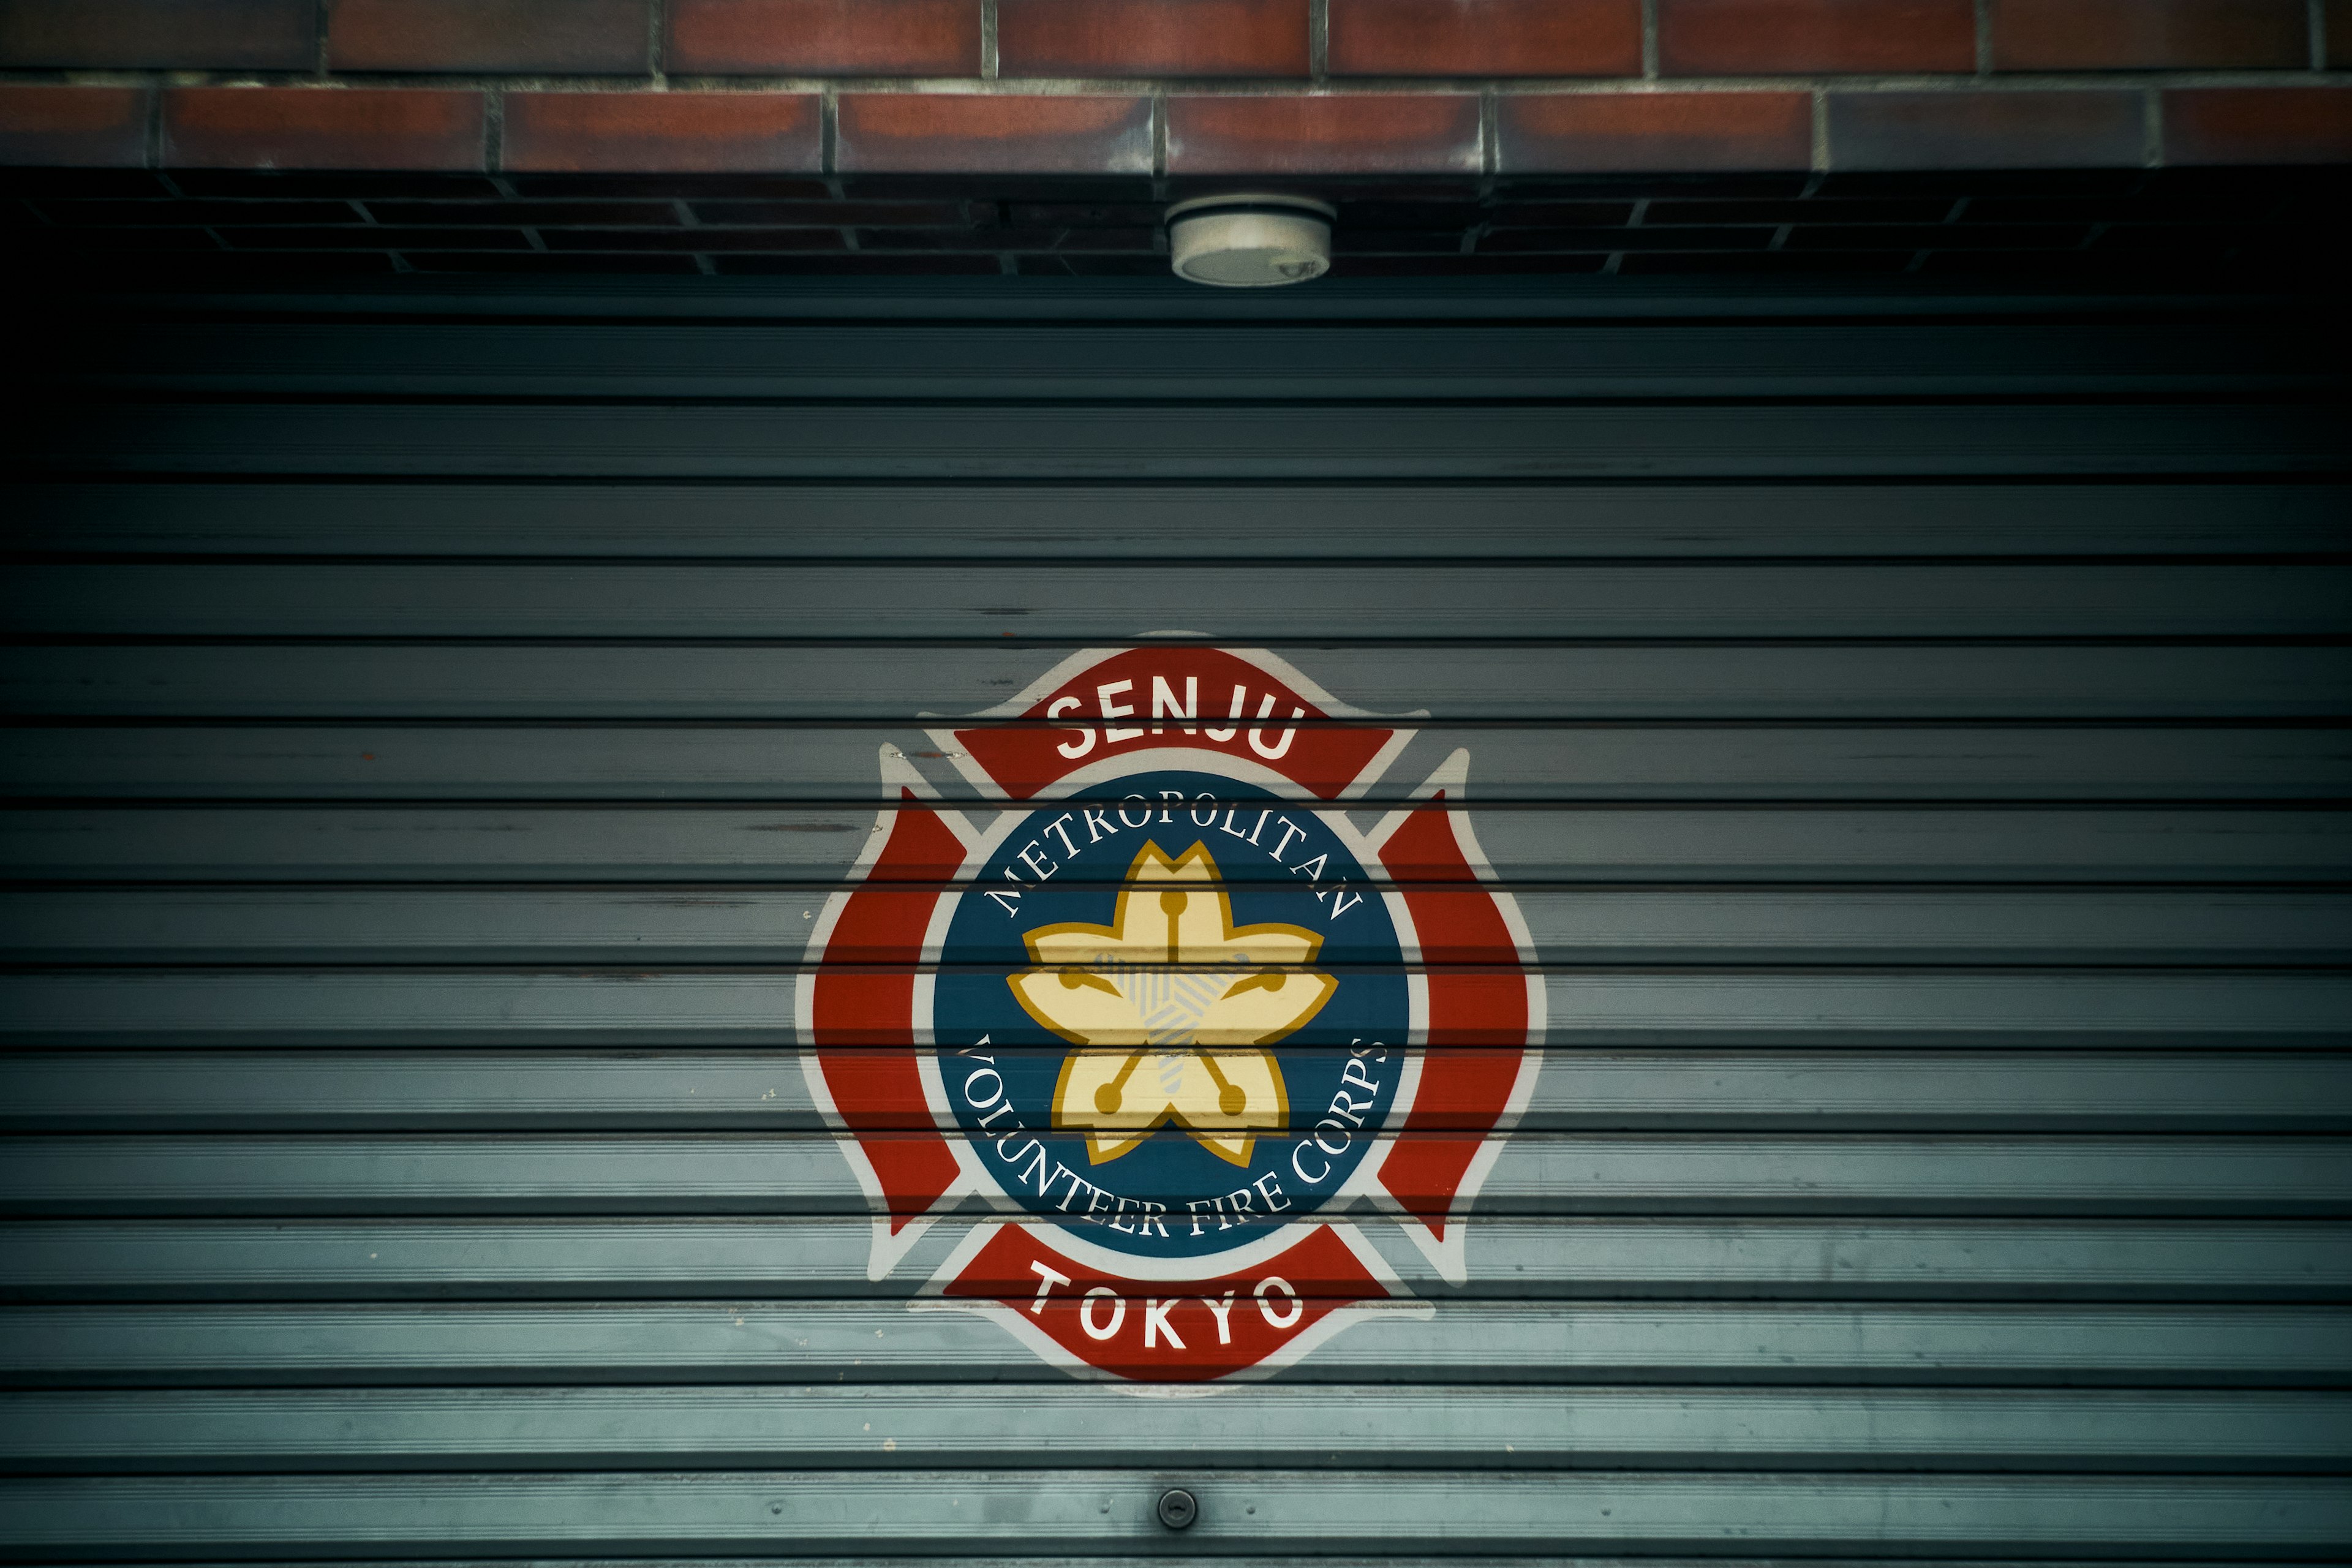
left=1008, top=840, right=1337, bottom=1166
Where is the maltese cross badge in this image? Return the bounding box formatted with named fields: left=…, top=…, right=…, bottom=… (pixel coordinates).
left=799, top=647, right=1543, bottom=1382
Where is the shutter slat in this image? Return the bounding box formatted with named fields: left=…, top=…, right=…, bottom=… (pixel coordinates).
left=1, top=1471, right=2344, bottom=1553
left=6, top=807, right=2345, bottom=882
left=7, top=1052, right=2346, bottom=1133
left=9, top=1218, right=2342, bottom=1300
left=5, top=1134, right=2345, bottom=1218
left=20, top=401, right=2348, bottom=479
left=10, top=562, right=2352, bottom=638
left=7, top=1387, right=2350, bottom=1472
left=13, top=481, right=2351, bottom=559
left=9, top=725, right=2348, bottom=802
left=12, top=644, right=2341, bottom=720
left=11, top=1302, right=2349, bottom=1386
left=6, top=889, right=2348, bottom=966
left=5, top=970, right=2346, bottom=1047
left=72, top=322, right=2348, bottom=399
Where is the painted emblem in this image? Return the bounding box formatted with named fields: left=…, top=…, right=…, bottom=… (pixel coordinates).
left=800, top=648, right=1542, bottom=1382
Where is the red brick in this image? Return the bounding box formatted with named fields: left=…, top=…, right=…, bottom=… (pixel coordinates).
left=1827, top=91, right=2145, bottom=169
left=163, top=89, right=485, bottom=171
left=503, top=93, right=820, bottom=173
left=1989, top=0, right=2307, bottom=70
left=668, top=0, right=978, bottom=74
left=1656, top=0, right=1976, bottom=74
left=837, top=95, right=1152, bottom=173
left=0, top=85, right=151, bottom=165
left=327, top=0, right=648, bottom=72
left=0, top=0, right=314, bottom=69
left=1498, top=91, right=1811, bottom=172
left=998, top=0, right=1308, bottom=77
left=1166, top=94, right=1480, bottom=173
left=2163, top=88, right=2352, bottom=165
left=1329, top=0, right=1641, bottom=76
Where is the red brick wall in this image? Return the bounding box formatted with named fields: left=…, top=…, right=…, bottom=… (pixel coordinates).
left=1, top=0, right=2345, bottom=172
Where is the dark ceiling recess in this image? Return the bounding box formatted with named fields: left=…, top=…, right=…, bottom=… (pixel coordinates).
left=6, top=168, right=2344, bottom=285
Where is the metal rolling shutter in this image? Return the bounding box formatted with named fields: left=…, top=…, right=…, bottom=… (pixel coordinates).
left=3, top=276, right=2349, bottom=1560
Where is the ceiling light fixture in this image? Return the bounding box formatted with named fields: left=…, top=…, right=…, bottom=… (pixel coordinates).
left=1166, top=194, right=1336, bottom=287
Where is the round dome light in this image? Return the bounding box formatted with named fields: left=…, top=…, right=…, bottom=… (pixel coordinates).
left=1166, top=194, right=1336, bottom=287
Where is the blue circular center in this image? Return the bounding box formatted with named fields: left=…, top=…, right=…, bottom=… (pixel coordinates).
left=935, top=771, right=1408, bottom=1259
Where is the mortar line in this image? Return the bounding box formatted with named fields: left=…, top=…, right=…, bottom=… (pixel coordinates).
left=483, top=86, right=505, bottom=173
left=144, top=81, right=165, bottom=168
